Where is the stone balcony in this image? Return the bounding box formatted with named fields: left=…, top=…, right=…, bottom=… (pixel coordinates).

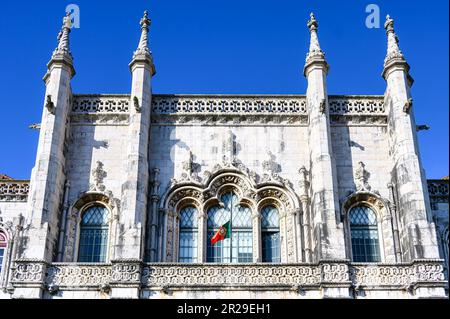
left=10, top=259, right=447, bottom=299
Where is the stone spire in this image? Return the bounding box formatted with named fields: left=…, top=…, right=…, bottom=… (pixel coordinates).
left=304, top=13, right=328, bottom=76
left=134, top=11, right=152, bottom=57
left=382, top=15, right=411, bottom=81
left=383, top=15, right=405, bottom=66
left=130, top=10, right=155, bottom=74
left=53, top=12, right=73, bottom=58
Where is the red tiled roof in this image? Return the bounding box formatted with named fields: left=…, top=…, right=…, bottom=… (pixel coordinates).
left=0, top=174, right=13, bottom=180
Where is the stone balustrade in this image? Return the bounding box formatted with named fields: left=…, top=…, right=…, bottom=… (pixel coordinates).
left=151, top=95, right=308, bottom=115
left=69, top=94, right=387, bottom=126
left=0, top=181, right=29, bottom=202
left=428, top=179, right=449, bottom=208
left=11, top=259, right=445, bottom=291
left=328, top=96, right=385, bottom=115
left=70, top=94, right=386, bottom=116
left=72, top=95, right=130, bottom=113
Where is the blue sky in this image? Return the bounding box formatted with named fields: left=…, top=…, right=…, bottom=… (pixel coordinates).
left=0, top=0, right=448, bottom=180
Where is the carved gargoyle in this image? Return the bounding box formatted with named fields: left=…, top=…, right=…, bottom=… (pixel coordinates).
left=416, top=124, right=430, bottom=131
left=45, top=95, right=55, bottom=114
left=28, top=123, right=41, bottom=130
left=319, top=99, right=326, bottom=114
left=403, top=98, right=413, bottom=114
left=133, top=96, right=141, bottom=113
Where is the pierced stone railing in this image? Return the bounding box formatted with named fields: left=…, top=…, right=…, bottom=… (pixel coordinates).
left=70, top=94, right=386, bottom=116
left=428, top=179, right=449, bottom=207
left=141, top=263, right=324, bottom=287
left=151, top=95, right=308, bottom=115
left=328, top=96, right=385, bottom=116
left=45, top=263, right=112, bottom=287
left=72, top=95, right=130, bottom=113
left=0, top=181, right=29, bottom=202
left=11, top=260, right=446, bottom=291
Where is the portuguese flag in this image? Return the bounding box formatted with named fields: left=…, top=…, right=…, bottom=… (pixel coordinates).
left=211, top=221, right=231, bottom=245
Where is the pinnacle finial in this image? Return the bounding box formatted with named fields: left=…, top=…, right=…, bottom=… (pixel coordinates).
left=307, top=12, right=318, bottom=31
left=140, top=10, right=151, bottom=29
left=53, top=12, right=73, bottom=58
left=383, top=14, right=405, bottom=67
left=305, top=12, right=325, bottom=64
left=384, top=15, right=395, bottom=33
left=134, top=10, right=152, bottom=58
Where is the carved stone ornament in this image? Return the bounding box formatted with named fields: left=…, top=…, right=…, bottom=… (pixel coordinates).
left=354, top=161, right=371, bottom=192
left=261, top=152, right=283, bottom=184
left=403, top=98, right=413, bottom=114
left=90, top=161, right=107, bottom=191
left=133, top=96, right=141, bottom=113
left=45, top=95, right=55, bottom=115
left=319, top=98, right=326, bottom=114
left=179, top=151, right=202, bottom=183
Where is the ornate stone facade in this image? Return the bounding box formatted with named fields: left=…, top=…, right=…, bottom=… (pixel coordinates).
left=0, top=12, right=448, bottom=299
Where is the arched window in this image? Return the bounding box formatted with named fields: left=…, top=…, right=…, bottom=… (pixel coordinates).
left=0, top=231, right=7, bottom=275
left=207, top=192, right=252, bottom=263
left=349, top=205, right=381, bottom=262
left=261, top=206, right=280, bottom=263
left=178, top=206, right=198, bottom=263
left=78, top=205, right=109, bottom=262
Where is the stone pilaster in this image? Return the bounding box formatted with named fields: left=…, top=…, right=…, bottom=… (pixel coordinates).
left=252, top=211, right=262, bottom=262
left=145, top=168, right=160, bottom=262
left=303, top=13, right=345, bottom=261
left=198, top=210, right=207, bottom=263
left=118, top=11, right=156, bottom=259
left=382, top=15, right=440, bottom=261
left=299, top=167, right=313, bottom=262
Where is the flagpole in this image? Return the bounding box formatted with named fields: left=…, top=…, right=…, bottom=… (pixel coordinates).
left=230, top=203, right=233, bottom=263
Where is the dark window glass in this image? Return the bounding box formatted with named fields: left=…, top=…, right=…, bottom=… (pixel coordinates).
left=350, top=205, right=381, bottom=262
left=78, top=205, right=109, bottom=262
